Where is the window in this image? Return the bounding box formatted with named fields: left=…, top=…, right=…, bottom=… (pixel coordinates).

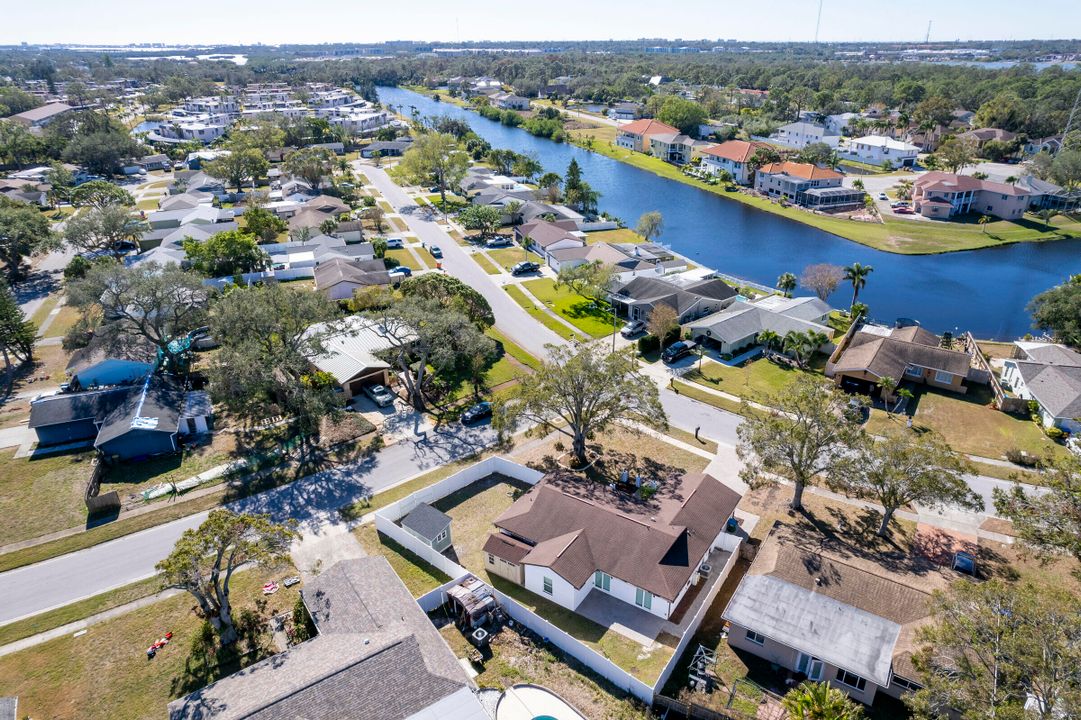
left=745, top=630, right=765, bottom=645
left=635, top=587, right=653, bottom=610
left=904, top=365, right=923, bottom=378
left=542, top=577, right=553, bottom=595
left=594, top=571, right=611, bottom=591
left=487, top=554, right=495, bottom=565
left=934, top=370, right=954, bottom=384
left=434, top=529, right=448, bottom=543
left=836, top=669, right=867, bottom=692
left=890, top=674, right=923, bottom=692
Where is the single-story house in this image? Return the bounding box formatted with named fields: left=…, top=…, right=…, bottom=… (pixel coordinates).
left=304, top=315, right=408, bottom=398
left=289, top=209, right=337, bottom=237
left=304, top=194, right=350, bottom=217
left=548, top=242, right=687, bottom=280
left=608, top=102, right=643, bottom=121
left=845, top=136, right=919, bottom=167
left=168, top=557, right=486, bottom=720
left=1001, top=342, right=1081, bottom=434
left=700, top=140, right=774, bottom=185
left=334, top=219, right=364, bottom=243
left=958, top=127, right=1016, bottom=150
left=157, top=191, right=214, bottom=212
left=313, top=258, right=391, bottom=301
left=400, top=502, right=453, bottom=552
left=723, top=522, right=949, bottom=705
left=170, top=171, right=226, bottom=197
left=65, top=344, right=154, bottom=390
left=688, top=296, right=835, bottom=355
left=911, top=172, right=1031, bottom=220
left=360, top=139, right=413, bottom=158
left=513, top=219, right=584, bottom=260
left=9, top=102, right=72, bottom=129
left=484, top=470, right=741, bottom=620
left=146, top=205, right=234, bottom=230
left=616, top=118, right=680, bottom=153
left=517, top=201, right=583, bottom=226
left=0, top=180, right=48, bottom=208
left=28, top=375, right=212, bottom=460
left=610, top=275, right=739, bottom=324
left=138, top=154, right=172, bottom=172
left=827, top=324, right=975, bottom=397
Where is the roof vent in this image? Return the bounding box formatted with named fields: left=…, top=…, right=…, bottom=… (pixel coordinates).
left=815, top=577, right=823, bottom=586
left=650, top=516, right=657, bottom=522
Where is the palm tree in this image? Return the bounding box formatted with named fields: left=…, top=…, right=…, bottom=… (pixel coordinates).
left=978, top=214, right=990, bottom=234
left=877, top=375, right=898, bottom=412
left=758, top=330, right=780, bottom=358
left=782, top=682, right=864, bottom=720
left=1038, top=208, right=1059, bottom=229
left=852, top=179, right=865, bottom=192
left=782, top=331, right=825, bottom=368
left=776, top=272, right=797, bottom=298
left=843, top=262, right=874, bottom=309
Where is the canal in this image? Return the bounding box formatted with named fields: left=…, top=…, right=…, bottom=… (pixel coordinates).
left=378, top=86, right=1081, bottom=339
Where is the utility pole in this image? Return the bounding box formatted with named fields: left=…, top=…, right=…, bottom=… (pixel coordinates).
left=814, top=0, right=825, bottom=44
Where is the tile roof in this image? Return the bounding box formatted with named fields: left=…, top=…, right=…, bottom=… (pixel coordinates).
left=915, top=171, right=1031, bottom=197
left=757, top=161, right=843, bottom=181
left=700, top=140, right=773, bottom=163
left=618, top=118, right=679, bottom=137
left=490, top=472, right=740, bottom=601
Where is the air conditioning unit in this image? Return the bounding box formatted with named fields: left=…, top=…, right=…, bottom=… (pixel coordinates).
left=698, top=563, right=712, bottom=580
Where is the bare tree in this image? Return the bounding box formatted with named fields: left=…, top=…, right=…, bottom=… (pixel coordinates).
left=800, top=263, right=845, bottom=302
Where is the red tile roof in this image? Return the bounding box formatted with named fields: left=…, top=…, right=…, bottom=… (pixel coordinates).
left=618, top=118, right=679, bottom=137
left=700, top=140, right=773, bottom=163
left=757, top=161, right=843, bottom=181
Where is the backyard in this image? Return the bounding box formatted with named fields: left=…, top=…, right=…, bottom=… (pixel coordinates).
left=521, top=278, right=616, bottom=338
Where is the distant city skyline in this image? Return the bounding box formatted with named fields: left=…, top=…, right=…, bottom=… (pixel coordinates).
left=2, top=0, right=1079, bottom=46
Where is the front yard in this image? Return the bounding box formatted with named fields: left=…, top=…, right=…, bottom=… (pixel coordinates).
left=485, top=246, right=534, bottom=272
left=0, top=449, right=96, bottom=546
left=521, top=278, right=616, bottom=338
left=503, top=285, right=583, bottom=341
left=684, top=353, right=827, bottom=404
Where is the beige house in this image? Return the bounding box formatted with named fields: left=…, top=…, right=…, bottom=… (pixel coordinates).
left=615, top=118, right=679, bottom=152
left=912, top=172, right=1031, bottom=220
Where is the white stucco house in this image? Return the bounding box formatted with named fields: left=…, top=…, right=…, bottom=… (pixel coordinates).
left=1001, top=342, right=1081, bottom=435
left=845, top=136, right=919, bottom=167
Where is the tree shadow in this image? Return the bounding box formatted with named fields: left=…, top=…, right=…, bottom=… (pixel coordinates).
left=169, top=603, right=275, bottom=699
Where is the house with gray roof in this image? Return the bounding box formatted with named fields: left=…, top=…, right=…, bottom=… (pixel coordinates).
left=9, top=102, right=72, bottom=129
left=168, top=556, right=486, bottom=720
left=1002, top=341, right=1081, bottom=434
left=609, top=275, right=738, bottom=324
left=314, top=257, right=391, bottom=301
left=687, top=295, right=835, bottom=355
left=723, top=522, right=952, bottom=705
left=401, top=502, right=453, bottom=552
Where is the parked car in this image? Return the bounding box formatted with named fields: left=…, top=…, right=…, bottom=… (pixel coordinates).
left=485, top=237, right=512, bottom=248
left=620, top=319, right=646, bottom=338
left=385, top=237, right=404, bottom=249
left=461, top=401, right=492, bottom=424
left=429, top=246, right=443, bottom=259
left=661, top=340, right=696, bottom=364
left=363, top=384, right=396, bottom=408
left=894, top=206, right=914, bottom=214
left=388, top=266, right=412, bottom=280
left=877, top=193, right=888, bottom=200
left=429, top=186, right=441, bottom=193
left=890, top=201, right=909, bottom=208
left=511, top=261, right=540, bottom=276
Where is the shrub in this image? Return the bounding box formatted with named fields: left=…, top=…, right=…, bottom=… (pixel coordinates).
left=1045, top=426, right=1067, bottom=441
left=638, top=334, right=660, bottom=354
left=1005, top=449, right=1043, bottom=468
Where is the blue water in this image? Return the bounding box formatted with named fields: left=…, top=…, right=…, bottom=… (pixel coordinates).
left=379, top=86, right=1081, bottom=339
left=133, top=120, right=163, bottom=134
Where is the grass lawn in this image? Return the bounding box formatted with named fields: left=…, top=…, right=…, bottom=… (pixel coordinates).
left=566, top=123, right=619, bottom=146
left=0, top=575, right=164, bottom=647
left=414, top=246, right=438, bottom=269
left=670, top=380, right=759, bottom=419
left=585, top=228, right=644, bottom=244
left=27, top=343, right=71, bottom=384
left=485, top=246, right=534, bottom=272
left=135, top=198, right=159, bottom=211
left=486, top=327, right=541, bottom=371
left=522, top=278, right=615, bottom=338
left=864, top=384, right=1068, bottom=461
left=685, top=354, right=827, bottom=404
left=0, top=449, right=96, bottom=547
left=434, top=474, right=530, bottom=574
left=472, top=251, right=503, bottom=275
left=97, top=437, right=236, bottom=502
left=573, top=140, right=1081, bottom=255
left=977, top=340, right=1017, bottom=360
left=353, top=524, right=451, bottom=597
left=42, top=304, right=82, bottom=339
left=389, top=216, right=409, bottom=232
left=502, top=285, right=582, bottom=341
left=377, top=200, right=394, bottom=213
left=0, top=565, right=300, bottom=720
left=665, top=426, right=719, bottom=455
left=385, top=248, right=422, bottom=271
left=28, top=294, right=61, bottom=330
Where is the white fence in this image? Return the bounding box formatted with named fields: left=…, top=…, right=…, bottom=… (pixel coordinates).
left=579, top=220, right=620, bottom=232
left=382, top=455, right=742, bottom=706
left=203, top=266, right=315, bottom=290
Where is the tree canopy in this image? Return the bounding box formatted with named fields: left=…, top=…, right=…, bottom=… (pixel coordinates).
left=0, top=197, right=56, bottom=279
left=1027, top=274, right=1081, bottom=347
left=184, top=229, right=270, bottom=278
left=398, top=132, right=470, bottom=206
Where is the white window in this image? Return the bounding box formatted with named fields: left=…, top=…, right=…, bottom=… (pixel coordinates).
left=836, top=669, right=867, bottom=692
left=635, top=587, right=652, bottom=610
left=934, top=370, right=954, bottom=384
left=594, top=571, right=611, bottom=591
left=434, top=528, right=448, bottom=543
left=745, top=629, right=765, bottom=645
left=542, top=577, right=553, bottom=595
left=797, top=653, right=824, bottom=681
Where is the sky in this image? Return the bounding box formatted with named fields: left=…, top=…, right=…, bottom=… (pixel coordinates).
left=2, top=0, right=1079, bottom=46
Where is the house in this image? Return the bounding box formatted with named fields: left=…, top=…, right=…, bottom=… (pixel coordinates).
left=824, top=112, right=861, bottom=135
left=401, top=502, right=453, bottom=552
left=607, top=102, right=643, bottom=121
left=730, top=88, right=769, bottom=108
left=170, top=171, right=226, bottom=197
left=616, top=118, right=680, bottom=153
left=146, top=205, right=234, bottom=230
left=491, top=92, right=531, bottom=110
left=723, top=522, right=950, bottom=705
left=769, top=121, right=840, bottom=150
left=610, top=275, right=738, bottom=324
left=168, top=557, right=486, bottom=720
left=1022, top=135, right=1062, bottom=157
left=517, top=201, right=584, bottom=226
left=648, top=133, right=710, bottom=165
left=158, top=191, right=214, bottom=212
left=65, top=343, right=154, bottom=390
left=9, top=102, right=73, bottom=129
left=484, top=470, right=741, bottom=620
left=826, top=323, right=976, bottom=397
left=304, top=194, right=350, bottom=217
left=334, top=219, right=365, bottom=243
left=1001, top=342, right=1081, bottom=434
left=313, top=258, right=391, bottom=301
left=958, top=127, right=1016, bottom=150
left=548, top=241, right=687, bottom=279
left=138, top=154, right=172, bottom=172
left=688, top=296, right=835, bottom=356
left=911, top=172, right=1031, bottom=220
left=0, top=180, right=49, bottom=207
left=845, top=136, right=919, bottom=168
left=28, top=375, right=212, bottom=459
left=289, top=209, right=337, bottom=237
left=303, top=315, right=405, bottom=398
left=754, top=162, right=861, bottom=210
left=1013, top=175, right=1081, bottom=212
left=513, top=219, right=584, bottom=260
left=360, top=139, right=413, bottom=158
left=700, top=140, right=774, bottom=185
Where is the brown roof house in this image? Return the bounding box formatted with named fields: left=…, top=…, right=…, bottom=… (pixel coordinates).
left=483, top=471, right=741, bottom=620
left=615, top=118, right=680, bottom=153
left=722, top=522, right=953, bottom=705
left=826, top=323, right=978, bottom=397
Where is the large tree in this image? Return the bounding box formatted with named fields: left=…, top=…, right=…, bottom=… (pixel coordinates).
left=736, top=376, right=862, bottom=510
left=656, top=96, right=708, bottom=135
left=283, top=146, right=336, bottom=188
left=830, top=431, right=980, bottom=536
left=1050, top=149, right=1081, bottom=191
left=635, top=211, right=664, bottom=242
left=457, top=204, right=503, bottom=237
left=0, top=197, right=56, bottom=280
left=183, top=229, right=270, bottom=278
left=910, top=580, right=1081, bottom=720
left=398, top=273, right=494, bottom=328
left=398, top=132, right=470, bottom=206
left=993, top=455, right=1081, bottom=578
left=62, top=128, right=145, bottom=175
left=67, top=261, right=208, bottom=354
left=782, top=682, right=864, bottom=720
left=205, top=148, right=269, bottom=191
left=1027, top=274, right=1081, bottom=347
left=0, top=120, right=42, bottom=168
left=800, top=263, right=845, bottom=302
left=63, top=205, right=142, bottom=260
left=935, top=137, right=977, bottom=174
left=70, top=179, right=135, bottom=210
left=494, top=344, right=666, bottom=466
left=156, top=510, right=296, bottom=645
left=242, top=205, right=288, bottom=243
left=0, top=279, right=36, bottom=392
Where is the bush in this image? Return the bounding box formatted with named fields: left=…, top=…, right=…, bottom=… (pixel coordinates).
left=1005, top=449, right=1043, bottom=468
left=290, top=595, right=317, bottom=644
left=638, top=334, right=660, bottom=354
left=1045, top=426, right=1067, bottom=441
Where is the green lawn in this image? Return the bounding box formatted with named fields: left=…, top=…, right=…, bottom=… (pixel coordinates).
left=389, top=216, right=409, bottom=232
left=377, top=200, right=394, bottom=213
left=135, top=198, right=160, bottom=211
left=414, top=246, right=438, bottom=268
left=585, top=228, right=645, bottom=244
left=385, top=248, right=422, bottom=271
left=0, top=449, right=96, bottom=547
left=486, top=327, right=541, bottom=370
left=42, top=305, right=82, bottom=339
left=685, top=354, right=827, bottom=404
left=353, top=524, right=451, bottom=597
left=521, top=278, right=615, bottom=338
left=28, top=294, right=61, bottom=330
left=485, top=246, right=534, bottom=272
left=670, top=379, right=759, bottom=418
left=503, top=285, right=583, bottom=341
left=472, top=251, right=503, bottom=275
left=574, top=140, right=1081, bottom=255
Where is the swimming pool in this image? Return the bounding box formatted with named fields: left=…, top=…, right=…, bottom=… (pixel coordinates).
left=495, top=684, right=587, bottom=720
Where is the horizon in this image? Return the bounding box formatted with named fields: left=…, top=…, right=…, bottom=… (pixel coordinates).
left=3, top=0, right=1079, bottom=46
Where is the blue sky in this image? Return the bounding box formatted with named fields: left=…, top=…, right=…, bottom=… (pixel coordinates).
left=3, top=0, right=1079, bottom=45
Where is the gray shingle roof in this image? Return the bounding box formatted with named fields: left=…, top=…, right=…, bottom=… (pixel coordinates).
left=94, top=375, right=185, bottom=447
left=1014, top=362, right=1081, bottom=419
left=401, top=502, right=451, bottom=541
left=28, top=386, right=132, bottom=428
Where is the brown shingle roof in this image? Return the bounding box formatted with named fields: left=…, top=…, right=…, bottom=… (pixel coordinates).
left=833, top=329, right=972, bottom=380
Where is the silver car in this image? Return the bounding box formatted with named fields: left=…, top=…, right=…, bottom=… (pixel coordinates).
left=363, top=384, right=395, bottom=407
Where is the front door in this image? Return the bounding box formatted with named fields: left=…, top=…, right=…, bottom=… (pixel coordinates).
left=797, top=653, right=824, bottom=681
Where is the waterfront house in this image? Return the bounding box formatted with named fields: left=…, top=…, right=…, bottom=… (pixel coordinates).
left=723, top=522, right=948, bottom=705
left=608, top=102, right=644, bottom=121
left=826, top=323, right=976, bottom=397
left=688, top=296, right=835, bottom=356
left=616, top=118, right=680, bottom=153
left=1001, top=342, right=1081, bottom=435
left=1013, top=175, right=1081, bottom=212
left=609, top=275, right=738, bottom=324
left=484, top=470, right=740, bottom=620
left=845, top=136, right=919, bottom=168
left=911, top=172, right=1031, bottom=220
left=754, top=162, right=862, bottom=211
left=769, top=121, right=840, bottom=150
left=648, top=133, right=710, bottom=165
left=513, top=219, right=585, bottom=261
left=491, top=92, right=531, bottom=110
left=547, top=241, right=687, bottom=279
left=700, top=140, right=774, bottom=184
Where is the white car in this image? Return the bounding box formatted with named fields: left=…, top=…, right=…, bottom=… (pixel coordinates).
left=620, top=320, right=646, bottom=338
left=385, top=237, right=404, bottom=249
left=363, top=384, right=395, bottom=408
left=1068, top=437, right=1081, bottom=457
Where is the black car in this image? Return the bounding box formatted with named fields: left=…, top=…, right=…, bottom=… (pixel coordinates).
left=661, top=340, right=696, bottom=364
left=461, top=401, right=492, bottom=424
left=511, top=261, right=540, bottom=276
